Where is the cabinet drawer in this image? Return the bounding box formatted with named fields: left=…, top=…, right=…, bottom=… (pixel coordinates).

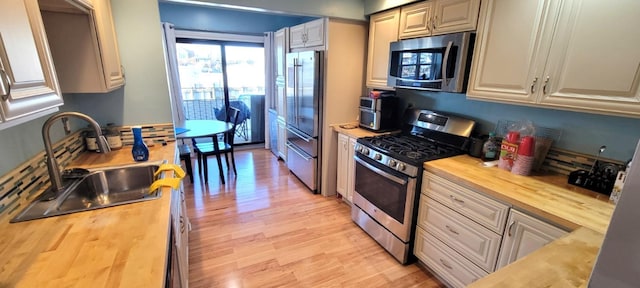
left=414, top=227, right=488, bottom=288
left=422, top=171, right=509, bottom=234
left=417, top=196, right=501, bottom=272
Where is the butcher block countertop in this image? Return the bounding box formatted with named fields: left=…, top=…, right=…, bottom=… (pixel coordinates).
left=424, top=155, right=615, bottom=287
left=331, top=123, right=397, bottom=138
left=0, top=144, right=177, bottom=287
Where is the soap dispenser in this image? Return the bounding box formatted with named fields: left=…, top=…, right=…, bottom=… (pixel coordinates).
left=131, top=126, right=149, bottom=161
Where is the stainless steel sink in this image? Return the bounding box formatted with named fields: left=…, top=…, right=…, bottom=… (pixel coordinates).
left=11, top=163, right=164, bottom=223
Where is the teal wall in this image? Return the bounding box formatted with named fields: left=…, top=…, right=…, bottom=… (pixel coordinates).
left=161, top=0, right=366, bottom=21
left=158, top=2, right=316, bottom=34
left=396, top=89, right=640, bottom=162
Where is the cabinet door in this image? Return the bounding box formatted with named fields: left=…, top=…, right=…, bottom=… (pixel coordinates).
left=432, top=0, right=481, bottom=35
left=346, top=137, right=357, bottom=203
left=274, top=28, right=288, bottom=119
left=336, top=133, right=349, bottom=196
left=289, top=24, right=306, bottom=49
left=304, top=19, right=325, bottom=47
left=538, top=0, right=640, bottom=117
left=178, top=186, right=190, bottom=288
left=496, top=209, right=567, bottom=269
left=277, top=118, right=287, bottom=161
left=0, top=0, right=62, bottom=125
left=399, top=1, right=433, bottom=39
left=466, top=0, right=560, bottom=104
left=93, top=0, right=124, bottom=90
left=366, top=9, right=399, bottom=90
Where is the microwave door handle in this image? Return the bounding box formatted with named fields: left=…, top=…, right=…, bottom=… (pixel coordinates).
left=442, top=40, right=453, bottom=86
left=355, top=156, right=407, bottom=185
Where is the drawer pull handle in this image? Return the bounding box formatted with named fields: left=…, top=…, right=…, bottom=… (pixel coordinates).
left=440, top=258, right=453, bottom=270
left=445, top=225, right=459, bottom=235
left=450, top=195, right=465, bottom=204
left=507, top=221, right=515, bottom=237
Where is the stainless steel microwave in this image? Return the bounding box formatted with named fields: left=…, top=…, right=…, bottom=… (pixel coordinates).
left=388, top=32, right=475, bottom=92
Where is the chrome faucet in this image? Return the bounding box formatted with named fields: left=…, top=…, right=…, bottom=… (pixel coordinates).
left=42, top=112, right=111, bottom=193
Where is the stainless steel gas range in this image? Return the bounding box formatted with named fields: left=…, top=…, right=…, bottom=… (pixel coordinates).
left=351, top=109, right=476, bottom=264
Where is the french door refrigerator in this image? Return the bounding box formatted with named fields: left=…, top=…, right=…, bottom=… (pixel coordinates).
left=285, top=50, right=323, bottom=193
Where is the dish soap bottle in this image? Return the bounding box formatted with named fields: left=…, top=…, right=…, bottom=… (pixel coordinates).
left=481, top=132, right=499, bottom=162
left=131, top=126, right=149, bottom=161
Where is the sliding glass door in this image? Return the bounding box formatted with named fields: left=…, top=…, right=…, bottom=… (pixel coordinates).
left=175, top=39, right=265, bottom=144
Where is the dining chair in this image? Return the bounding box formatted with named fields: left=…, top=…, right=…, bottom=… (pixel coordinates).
left=178, top=143, right=193, bottom=183
left=192, top=107, right=240, bottom=184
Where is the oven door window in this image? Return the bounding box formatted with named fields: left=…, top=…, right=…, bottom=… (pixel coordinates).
left=354, top=156, right=408, bottom=223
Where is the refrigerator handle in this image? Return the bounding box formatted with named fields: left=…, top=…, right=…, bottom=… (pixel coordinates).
left=287, top=126, right=313, bottom=142
left=295, top=57, right=301, bottom=126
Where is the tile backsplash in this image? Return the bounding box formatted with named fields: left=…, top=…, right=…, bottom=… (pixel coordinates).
left=0, top=124, right=175, bottom=220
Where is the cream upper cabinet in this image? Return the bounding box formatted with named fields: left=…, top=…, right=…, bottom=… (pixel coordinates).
left=40, top=0, right=125, bottom=93
left=399, top=0, right=480, bottom=39
left=538, top=0, right=640, bottom=116
left=398, top=1, right=433, bottom=39
left=496, top=209, right=567, bottom=269
left=467, top=0, right=640, bottom=117
left=366, top=9, right=400, bottom=90
left=289, top=19, right=325, bottom=49
left=93, top=0, right=124, bottom=90
left=467, top=0, right=558, bottom=103
left=0, top=0, right=63, bottom=129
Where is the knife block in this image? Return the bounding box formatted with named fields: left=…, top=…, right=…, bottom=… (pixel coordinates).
left=568, top=161, right=619, bottom=195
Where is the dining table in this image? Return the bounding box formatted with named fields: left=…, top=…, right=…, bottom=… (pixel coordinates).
left=175, top=120, right=233, bottom=184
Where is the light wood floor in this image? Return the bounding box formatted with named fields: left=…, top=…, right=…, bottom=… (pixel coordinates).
left=183, top=148, right=444, bottom=288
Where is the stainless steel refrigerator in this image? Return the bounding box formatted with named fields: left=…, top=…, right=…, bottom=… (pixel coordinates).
left=589, top=139, right=640, bottom=287
left=285, top=50, right=323, bottom=193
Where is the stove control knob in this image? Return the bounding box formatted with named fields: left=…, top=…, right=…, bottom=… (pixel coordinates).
left=356, top=145, right=363, bottom=153
left=398, top=163, right=406, bottom=171
left=374, top=153, right=382, bottom=161
left=389, top=160, right=397, bottom=167
left=363, top=148, right=370, bottom=156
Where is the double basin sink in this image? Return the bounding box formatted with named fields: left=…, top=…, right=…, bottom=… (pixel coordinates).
left=11, top=163, right=165, bottom=223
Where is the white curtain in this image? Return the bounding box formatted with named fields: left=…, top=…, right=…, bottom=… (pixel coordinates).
left=161, top=22, right=186, bottom=128
left=263, top=31, right=275, bottom=149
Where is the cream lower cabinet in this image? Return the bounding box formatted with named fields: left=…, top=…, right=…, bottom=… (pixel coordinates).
left=496, top=209, right=567, bottom=269
left=467, top=0, right=640, bottom=117
left=416, top=172, right=509, bottom=287
left=40, top=0, right=125, bottom=93
left=417, top=171, right=569, bottom=286
left=0, top=0, right=62, bottom=130
left=336, top=133, right=356, bottom=203
left=172, top=182, right=190, bottom=287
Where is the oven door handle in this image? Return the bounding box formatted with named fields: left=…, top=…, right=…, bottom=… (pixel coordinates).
left=355, top=156, right=407, bottom=185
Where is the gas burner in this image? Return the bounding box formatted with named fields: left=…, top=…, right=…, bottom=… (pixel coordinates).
left=401, top=151, right=425, bottom=160
left=358, top=134, right=462, bottom=165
